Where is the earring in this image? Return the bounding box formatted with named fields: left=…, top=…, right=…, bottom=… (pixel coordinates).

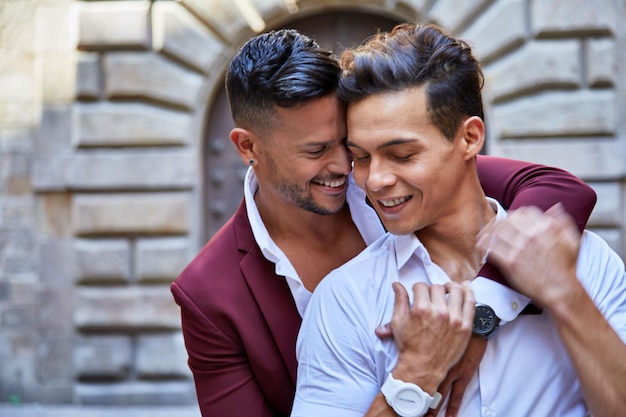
left=249, top=159, right=255, bottom=166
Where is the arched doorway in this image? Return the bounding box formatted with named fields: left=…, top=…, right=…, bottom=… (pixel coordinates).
left=204, top=11, right=399, bottom=239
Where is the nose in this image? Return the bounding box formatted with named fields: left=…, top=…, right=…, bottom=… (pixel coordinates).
left=327, top=142, right=353, bottom=175
left=366, top=157, right=396, bottom=192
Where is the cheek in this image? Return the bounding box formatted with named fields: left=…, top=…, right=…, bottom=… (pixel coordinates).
left=351, top=164, right=369, bottom=190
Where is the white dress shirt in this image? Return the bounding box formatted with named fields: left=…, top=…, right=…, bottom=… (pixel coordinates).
left=291, top=205, right=626, bottom=417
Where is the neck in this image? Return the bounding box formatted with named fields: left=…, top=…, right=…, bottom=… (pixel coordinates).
left=254, top=188, right=351, bottom=244
left=417, top=195, right=496, bottom=283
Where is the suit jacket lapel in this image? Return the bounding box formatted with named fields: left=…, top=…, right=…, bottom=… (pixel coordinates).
left=233, top=201, right=301, bottom=383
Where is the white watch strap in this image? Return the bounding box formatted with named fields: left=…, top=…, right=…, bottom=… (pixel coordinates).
left=381, top=373, right=442, bottom=412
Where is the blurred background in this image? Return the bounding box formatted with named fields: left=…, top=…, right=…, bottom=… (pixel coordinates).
left=0, top=0, right=624, bottom=414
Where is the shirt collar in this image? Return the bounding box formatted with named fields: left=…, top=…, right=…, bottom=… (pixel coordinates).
left=392, top=197, right=507, bottom=270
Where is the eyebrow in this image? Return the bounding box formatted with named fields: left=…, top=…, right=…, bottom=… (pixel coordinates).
left=346, top=138, right=418, bottom=151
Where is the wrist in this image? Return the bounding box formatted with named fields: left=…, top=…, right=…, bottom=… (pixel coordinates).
left=392, top=361, right=444, bottom=395
left=545, top=279, right=589, bottom=322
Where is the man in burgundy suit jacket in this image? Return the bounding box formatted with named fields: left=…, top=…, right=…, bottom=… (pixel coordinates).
left=171, top=29, right=596, bottom=417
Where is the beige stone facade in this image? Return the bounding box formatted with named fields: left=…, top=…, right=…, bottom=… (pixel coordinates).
left=0, top=0, right=624, bottom=406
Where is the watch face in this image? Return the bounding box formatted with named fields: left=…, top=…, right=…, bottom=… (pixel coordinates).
left=473, top=304, right=497, bottom=336
left=395, top=387, right=427, bottom=415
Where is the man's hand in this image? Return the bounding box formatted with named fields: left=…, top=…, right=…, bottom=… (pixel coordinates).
left=388, top=281, right=475, bottom=394
left=476, top=203, right=581, bottom=307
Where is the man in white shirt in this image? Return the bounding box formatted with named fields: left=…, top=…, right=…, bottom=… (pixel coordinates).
left=291, top=23, right=626, bottom=417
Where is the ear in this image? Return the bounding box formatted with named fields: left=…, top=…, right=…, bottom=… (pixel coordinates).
left=460, top=116, right=485, bottom=161
left=230, top=127, right=258, bottom=164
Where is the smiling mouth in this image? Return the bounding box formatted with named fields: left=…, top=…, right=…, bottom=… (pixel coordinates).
left=314, top=177, right=347, bottom=188
left=378, top=196, right=411, bottom=207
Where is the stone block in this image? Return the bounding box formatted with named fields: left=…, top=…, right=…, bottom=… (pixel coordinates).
left=136, top=237, right=190, bottom=282
left=587, top=38, right=616, bottom=87
left=179, top=0, right=252, bottom=42
left=136, top=332, right=190, bottom=378
left=0, top=71, right=36, bottom=102
left=462, top=0, right=525, bottom=63
left=2, top=305, right=37, bottom=329
left=35, top=2, right=75, bottom=54
left=75, top=380, right=196, bottom=405
left=74, top=238, right=131, bottom=283
left=103, top=52, right=205, bottom=110
left=153, top=2, right=229, bottom=74
left=78, top=1, right=151, bottom=50
left=32, top=155, right=70, bottom=191
left=491, top=90, right=615, bottom=138
left=34, top=151, right=197, bottom=191
left=36, top=193, right=73, bottom=239
left=38, top=239, right=75, bottom=286
left=485, top=40, right=581, bottom=101
left=532, top=0, right=616, bottom=36
left=489, top=140, right=625, bottom=180
left=39, top=286, right=74, bottom=338
left=0, top=127, right=35, bottom=153
left=0, top=352, right=39, bottom=403
left=38, top=383, right=74, bottom=404
left=72, top=192, right=191, bottom=236
left=74, top=286, right=181, bottom=330
left=74, top=335, right=132, bottom=379
left=428, top=0, right=491, bottom=33
left=0, top=1, right=36, bottom=54
left=76, top=53, right=102, bottom=99
left=588, top=182, right=622, bottom=227
left=5, top=281, right=38, bottom=305
left=75, top=102, right=192, bottom=147
left=72, top=151, right=197, bottom=190
left=41, top=54, right=77, bottom=104
left=0, top=102, right=38, bottom=129
left=37, top=337, right=74, bottom=380
left=38, top=105, right=72, bottom=154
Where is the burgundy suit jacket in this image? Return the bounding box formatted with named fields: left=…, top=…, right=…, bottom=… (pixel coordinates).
left=171, top=155, right=596, bottom=417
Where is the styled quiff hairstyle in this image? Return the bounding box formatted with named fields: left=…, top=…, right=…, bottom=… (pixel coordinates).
left=226, top=29, right=341, bottom=134
left=338, top=23, right=485, bottom=141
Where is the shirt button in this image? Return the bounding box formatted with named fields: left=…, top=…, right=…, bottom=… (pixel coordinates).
left=485, top=409, right=495, bottom=417
left=511, top=301, right=519, bottom=311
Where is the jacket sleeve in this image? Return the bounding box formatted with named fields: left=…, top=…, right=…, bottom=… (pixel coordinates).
left=171, top=281, right=275, bottom=417
left=476, top=154, right=597, bottom=285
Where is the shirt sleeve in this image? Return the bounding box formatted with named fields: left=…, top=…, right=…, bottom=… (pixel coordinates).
left=292, top=270, right=382, bottom=417
left=576, top=231, right=626, bottom=343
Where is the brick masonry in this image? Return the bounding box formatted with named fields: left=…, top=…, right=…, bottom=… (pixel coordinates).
left=0, top=0, right=624, bottom=406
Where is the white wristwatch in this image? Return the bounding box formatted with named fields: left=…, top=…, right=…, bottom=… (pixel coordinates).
left=381, top=373, right=442, bottom=417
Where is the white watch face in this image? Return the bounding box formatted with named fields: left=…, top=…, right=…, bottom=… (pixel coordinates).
left=395, top=387, right=427, bottom=415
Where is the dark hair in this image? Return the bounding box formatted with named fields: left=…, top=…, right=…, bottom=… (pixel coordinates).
left=338, top=23, right=484, bottom=141
left=225, top=29, right=341, bottom=133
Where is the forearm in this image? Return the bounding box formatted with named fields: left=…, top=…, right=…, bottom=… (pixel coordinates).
left=551, top=286, right=626, bottom=417
left=364, top=394, right=401, bottom=417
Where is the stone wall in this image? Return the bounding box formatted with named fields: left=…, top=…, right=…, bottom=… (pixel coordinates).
left=0, top=0, right=624, bottom=406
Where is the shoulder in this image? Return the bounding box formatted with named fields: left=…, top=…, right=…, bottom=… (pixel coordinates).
left=578, top=230, right=625, bottom=274
left=577, top=230, right=626, bottom=304
left=172, top=204, right=265, bottom=310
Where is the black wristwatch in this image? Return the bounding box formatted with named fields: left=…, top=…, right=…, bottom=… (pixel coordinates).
left=472, top=304, right=500, bottom=339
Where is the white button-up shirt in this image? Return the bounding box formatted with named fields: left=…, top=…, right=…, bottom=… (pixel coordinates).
left=291, top=206, right=626, bottom=416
